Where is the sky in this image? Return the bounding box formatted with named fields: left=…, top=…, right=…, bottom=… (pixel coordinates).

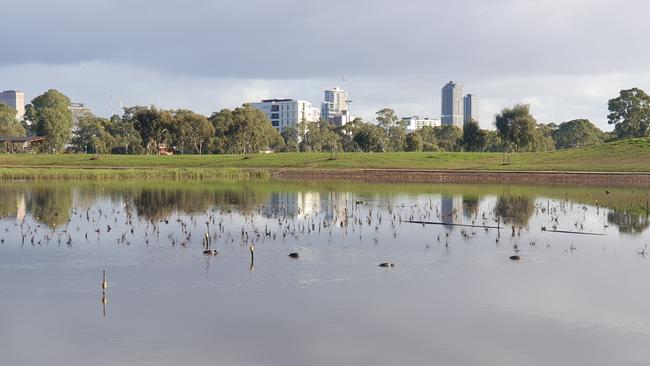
left=1, top=0, right=649, bottom=130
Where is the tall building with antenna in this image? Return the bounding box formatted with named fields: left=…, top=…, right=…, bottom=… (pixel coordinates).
left=321, top=87, right=351, bottom=126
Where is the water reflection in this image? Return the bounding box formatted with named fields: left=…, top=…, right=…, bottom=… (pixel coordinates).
left=608, top=210, right=650, bottom=235
left=494, top=195, right=534, bottom=226
left=1, top=181, right=650, bottom=366
left=0, top=182, right=648, bottom=236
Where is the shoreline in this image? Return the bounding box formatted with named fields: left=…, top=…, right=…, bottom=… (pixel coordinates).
left=1, top=165, right=650, bottom=186
left=272, top=168, right=650, bottom=187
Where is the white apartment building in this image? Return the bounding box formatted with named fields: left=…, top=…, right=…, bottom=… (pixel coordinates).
left=402, top=116, right=441, bottom=131
left=251, top=98, right=320, bottom=132
left=0, top=90, right=25, bottom=120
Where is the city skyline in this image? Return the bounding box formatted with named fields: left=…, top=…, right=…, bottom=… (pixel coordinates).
left=2, top=0, right=649, bottom=131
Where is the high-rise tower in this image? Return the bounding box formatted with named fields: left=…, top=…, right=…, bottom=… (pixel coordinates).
left=441, top=81, right=464, bottom=127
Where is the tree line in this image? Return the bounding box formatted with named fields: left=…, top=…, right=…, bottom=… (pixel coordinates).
left=2, top=87, right=650, bottom=154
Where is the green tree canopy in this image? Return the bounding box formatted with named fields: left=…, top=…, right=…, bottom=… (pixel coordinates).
left=483, top=130, right=504, bottom=152
left=405, top=131, right=423, bottom=152
left=171, top=110, right=215, bottom=154
left=71, top=114, right=114, bottom=153
left=433, top=125, right=463, bottom=151
left=495, top=104, right=537, bottom=152
left=209, top=105, right=283, bottom=155
left=607, top=88, right=650, bottom=138
left=26, top=89, right=73, bottom=152
left=553, top=119, right=604, bottom=149
left=106, top=115, right=143, bottom=154
left=0, top=104, right=26, bottom=137
left=462, top=120, right=486, bottom=152
left=414, top=126, right=439, bottom=151
left=530, top=123, right=556, bottom=152
left=122, top=106, right=174, bottom=154
left=299, top=119, right=339, bottom=154
left=353, top=123, right=388, bottom=152
left=375, top=108, right=400, bottom=130
left=280, top=126, right=300, bottom=152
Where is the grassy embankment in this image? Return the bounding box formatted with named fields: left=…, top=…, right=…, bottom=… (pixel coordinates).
left=0, top=138, right=649, bottom=179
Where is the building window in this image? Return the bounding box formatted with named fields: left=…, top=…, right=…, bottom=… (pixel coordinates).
left=271, top=120, right=279, bottom=127
left=271, top=105, right=279, bottom=112
left=271, top=113, right=279, bottom=119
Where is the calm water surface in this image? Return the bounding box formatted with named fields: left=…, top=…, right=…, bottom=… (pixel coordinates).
left=1, top=181, right=650, bottom=366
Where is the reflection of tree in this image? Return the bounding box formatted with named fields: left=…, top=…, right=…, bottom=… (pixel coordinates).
left=463, top=197, right=479, bottom=218
left=133, top=189, right=177, bottom=221
left=608, top=210, right=650, bottom=235
left=494, top=195, right=534, bottom=226
left=0, top=189, right=17, bottom=218
left=28, top=186, right=72, bottom=227
left=212, top=186, right=270, bottom=213
left=132, top=186, right=271, bottom=221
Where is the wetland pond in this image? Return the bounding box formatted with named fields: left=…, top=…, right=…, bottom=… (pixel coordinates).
left=1, top=180, right=650, bottom=366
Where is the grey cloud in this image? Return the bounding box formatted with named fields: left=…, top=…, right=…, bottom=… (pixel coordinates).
left=2, top=0, right=649, bottom=79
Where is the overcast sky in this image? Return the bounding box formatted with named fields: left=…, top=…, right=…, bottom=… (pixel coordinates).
left=2, top=0, right=649, bottom=130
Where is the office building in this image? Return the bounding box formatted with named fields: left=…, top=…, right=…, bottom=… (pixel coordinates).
left=463, top=94, right=479, bottom=124
left=0, top=90, right=25, bottom=120
left=250, top=99, right=320, bottom=132
left=321, top=87, right=351, bottom=126
left=401, top=116, right=441, bottom=131
left=441, top=81, right=464, bottom=127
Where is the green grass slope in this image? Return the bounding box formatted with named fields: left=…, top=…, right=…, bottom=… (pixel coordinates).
left=1, top=138, right=649, bottom=173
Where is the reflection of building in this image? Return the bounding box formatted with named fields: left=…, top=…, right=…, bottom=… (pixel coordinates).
left=402, top=116, right=441, bottom=131
left=0, top=90, right=25, bottom=120
left=441, top=195, right=463, bottom=225
left=263, top=191, right=351, bottom=222
left=264, top=192, right=301, bottom=217
left=16, top=192, right=25, bottom=221
left=298, top=192, right=321, bottom=216
left=250, top=99, right=320, bottom=132
left=321, top=87, right=351, bottom=127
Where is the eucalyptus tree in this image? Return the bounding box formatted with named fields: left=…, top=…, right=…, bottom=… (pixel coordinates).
left=25, top=89, right=73, bottom=153
left=495, top=104, right=537, bottom=152
left=553, top=119, right=604, bottom=149
left=607, top=88, right=650, bottom=138
left=0, top=104, right=25, bottom=137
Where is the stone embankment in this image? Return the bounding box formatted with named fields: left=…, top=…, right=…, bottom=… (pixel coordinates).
left=272, top=169, right=650, bottom=187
